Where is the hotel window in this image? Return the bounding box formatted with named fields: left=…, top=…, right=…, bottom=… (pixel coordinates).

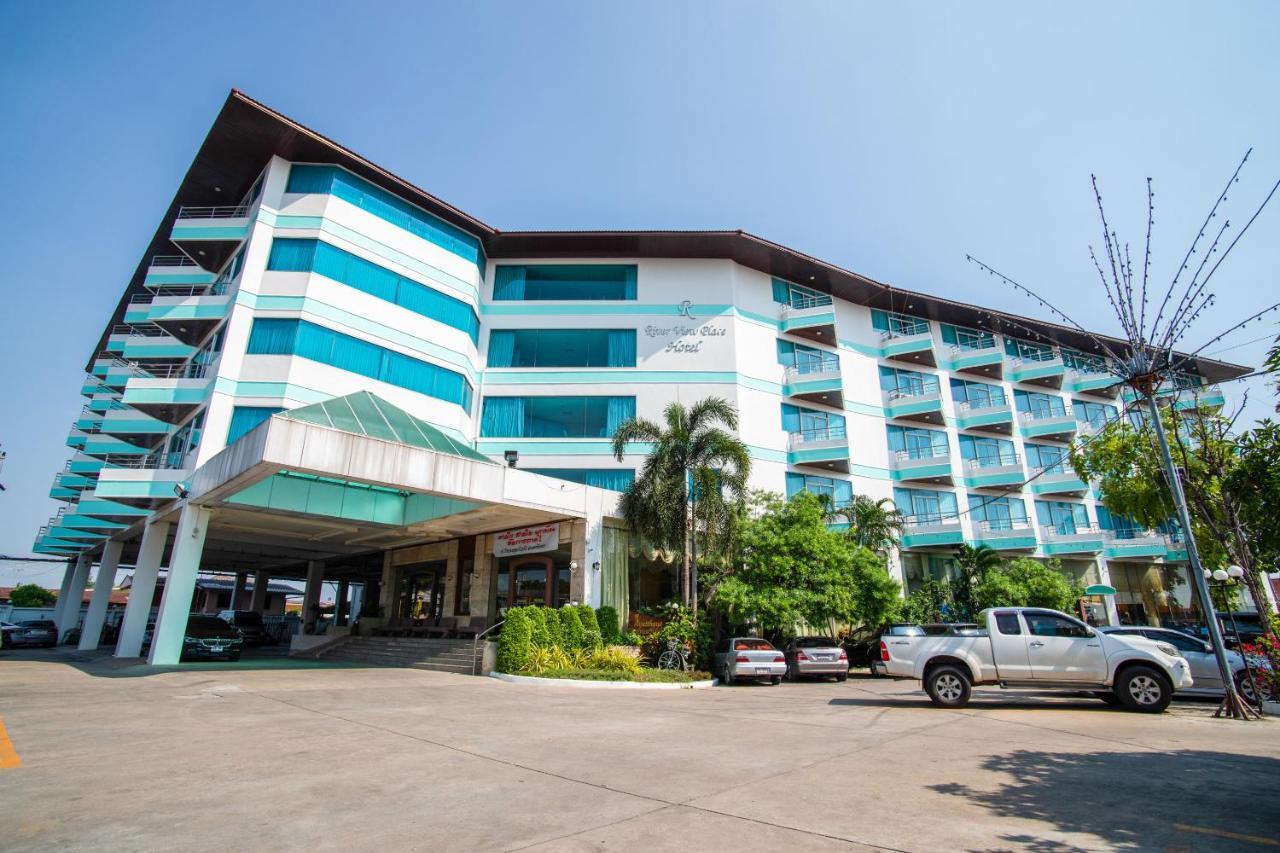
left=479, top=396, right=635, bottom=438
left=780, top=404, right=845, bottom=440
left=1024, top=443, right=1069, bottom=473
left=949, top=378, right=1006, bottom=408
left=526, top=468, right=635, bottom=492
left=226, top=406, right=284, bottom=445
left=968, top=494, right=1028, bottom=530
left=1096, top=506, right=1144, bottom=539
left=785, top=472, right=852, bottom=507
left=771, top=278, right=832, bottom=309
left=940, top=324, right=996, bottom=351
left=1074, top=400, right=1117, bottom=429
left=1014, top=389, right=1066, bottom=418
left=958, top=434, right=1017, bottom=466
left=776, top=339, right=838, bottom=373
left=886, top=425, right=948, bottom=459
left=246, top=318, right=473, bottom=410
left=1004, top=337, right=1057, bottom=362
left=893, top=487, right=959, bottom=524
left=267, top=238, right=479, bottom=342
left=487, top=329, right=635, bottom=368
left=285, top=164, right=483, bottom=266
left=871, top=310, right=930, bottom=337
left=879, top=366, right=939, bottom=396
left=493, top=265, right=637, bottom=301
left=1061, top=349, right=1108, bottom=373
left=1036, top=500, right=1091, bottom=534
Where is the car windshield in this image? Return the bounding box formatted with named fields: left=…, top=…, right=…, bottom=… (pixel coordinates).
left=188, top=616, right=229, bottom=631
left=795, top=637, right=837, bottom=647
left=233, top=612, right=264, bottom=626
left=733, top=639, right=775, bottom=651
left=20, top=620, right=53, bottom=628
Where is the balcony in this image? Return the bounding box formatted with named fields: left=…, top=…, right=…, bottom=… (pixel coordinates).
left=961, top=454, right=1027, bottom=489
left=946, top=342, right=1003, bottom=379
left=94, top=453, right=191, bottom=507
left=67, top=453, right=105, bottom=475
left=80, top=435, right=153, bottom=459
left=1039, top=524, right=1105, bottom=555
left=883, top=387, right=945, bottom=425
left=1102, top=528, right=1168, bottom=560
left=1008, top=352, right=1065, bottom=388
left=1019, top=408, right=1077, bottom=442
left=110, top=324, right=197, bottom=361
left=170, top=204, right=252, bottom=272
left=100, top=408, right=172, bottom=447
left=1171, top=384, right=1226, bottom=412
left=782, top=355, right=843, bottom=407
left=879, top=324, right=936, bottom=368
left=1164, top=532, right=1189, bottom=562
left=32, top=527, right=86, bottom=555
left=130, top=287, right=232, bottom=345
left=1029, top=468, right=1089, bottom=496
left=954, top=399, right=1013, bottom=434
left=143, top=254, right=217, bottom=287
left=121, top=363, right=213, bottom=424
left=971, top=519, right=1038, bottom=551
left=889, top=447, right=953, bottom=484
left=1065, top=367, right=1120, bottom=397
left=778, top=294, right=836, bottom=344
left=901, top=515, right=965, bottom=549
left=72, top=490, right=154, bottom=523
left=786, top=425, right=850, bottom=473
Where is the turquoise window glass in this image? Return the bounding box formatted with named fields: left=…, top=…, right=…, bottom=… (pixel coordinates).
left=486, top=329, right=636, bottom=367
left=969, top=494, right=1028, bottom=529
left=267, top=238, right=479, bottom=342
left=940, top=323, right=996, bottom=350
left=771, top=279, right=831, bottom=309
left=880, top=366, right=939, bottom=395
left=1075, top=400, right=1117, bottom=428
left=1005, top=338, right=1056, bottom=360
left=285, top=165, right=483, bottom=266
left=958, top=434, right=1016, bottom=465
left=1035, top=500, right=1091, bottom=533
left=1025, top=443, right=1068, bottom=473
left=1015, top=389, right=1066, bottom=416
left=527, top=468, right=635, bottom=491
left=785, top=473, right=852, bottom=506
left=491, top=265, right=637, bottom=301
left=781, top=403, right=844, bottom=437
left=871, top=310, right=929, bottom=336
left=950, top=378, right=1006, bottom=407
left=893, top=487, right=959, bottom=522
left=246, top=319, right=472, bottom=410
left=227, top=406, right=283, bottom=445
left=887, top=425, right=948, bottom=458
left=479, top=396, right=635, bottom=438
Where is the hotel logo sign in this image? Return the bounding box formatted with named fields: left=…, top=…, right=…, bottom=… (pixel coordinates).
left=645, top=305, right=726, bottom=355
left=493, top=523, right=560, bottom=557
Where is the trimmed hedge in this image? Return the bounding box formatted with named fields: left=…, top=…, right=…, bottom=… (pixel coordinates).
left=496, top=606, right=534, bottom=673
left=596, top=606, right=622, bottom=646
left=541, top=606, right=564, bottom=647
left=558, top=606, right=585, bottom=650
left=528, top=607, right=553, bottom=649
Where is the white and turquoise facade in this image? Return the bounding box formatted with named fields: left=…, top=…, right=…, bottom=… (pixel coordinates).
left=36, top=92, right=1252, bottom=661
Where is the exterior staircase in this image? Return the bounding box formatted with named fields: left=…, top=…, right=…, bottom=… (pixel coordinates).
left=317, top=637, right=482, bottom=675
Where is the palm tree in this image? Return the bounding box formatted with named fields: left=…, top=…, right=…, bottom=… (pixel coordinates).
left=951, top=543, right=1002, bottom=619
left=826, top=495, right=906, bottom=553
left=611, top=397, right=750, bottom=607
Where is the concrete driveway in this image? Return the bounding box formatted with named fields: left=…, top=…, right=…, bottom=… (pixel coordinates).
left=1, top=649, right=1277, bottom=852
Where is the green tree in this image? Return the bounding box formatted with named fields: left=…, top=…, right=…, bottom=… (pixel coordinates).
left=901, top=579, right=951, bottom=624
left=709, top=492, right=900, bottom=632
left=973, top=557, right=1084, bottom=613
left=1072, top=406, right=1279, bottom=633
left=951, top=544, right=1002, bottom=620
left=826, top=494, right=906, bottom=553
left=9, top=583, right=56, bottom=608
left=611, top=397, right=751, bottom=607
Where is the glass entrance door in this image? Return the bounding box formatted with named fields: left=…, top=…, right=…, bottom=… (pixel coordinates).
left=398, top=562, right=446, bottom=621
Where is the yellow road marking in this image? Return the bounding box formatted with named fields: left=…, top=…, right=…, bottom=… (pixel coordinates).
left=0, top=718, right=20, bottom=769
left=1175, top=824, right=1280, bottom=847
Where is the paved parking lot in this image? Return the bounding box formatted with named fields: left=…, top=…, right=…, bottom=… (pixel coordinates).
left=1, top=648, right=1278, bottom=852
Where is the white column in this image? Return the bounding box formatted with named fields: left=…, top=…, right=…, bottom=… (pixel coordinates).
left=50, top=558, right=79, bottom=630
left=442, top=539, right=459, bottom=615
left=378, top=552, right=396, bottom=619
left=303, top=560, right=324, bottom=631
left=78, top=539, right=124, bottom=651
left=229, top=572, right=247, bottom=610
left=1095, top=557, right=1121, bottom=626
left=249, top=570, right=270, bottom=612
left=148, top=506, right=211, bottom=665
left=56, top=553, right=93, bottom=641
left=116, top=520, right=170, bottom=658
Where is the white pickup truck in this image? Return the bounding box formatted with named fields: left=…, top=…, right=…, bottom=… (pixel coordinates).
left=880, top=607, right=1193, bottom=712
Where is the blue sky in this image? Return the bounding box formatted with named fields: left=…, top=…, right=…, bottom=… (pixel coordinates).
left=1, top=2, right=1277, bottom=587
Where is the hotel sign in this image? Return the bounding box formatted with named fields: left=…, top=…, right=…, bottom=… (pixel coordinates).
left=493, top=524, right=560, bottom=557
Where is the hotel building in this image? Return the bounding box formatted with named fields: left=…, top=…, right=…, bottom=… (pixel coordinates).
left=35, top=91, right=1250, bottom=664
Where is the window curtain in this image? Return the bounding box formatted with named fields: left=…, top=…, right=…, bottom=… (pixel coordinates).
left=480, top=398, right=526, bottom=437
left=771, top=279, right=790, bottom=305
left=493, top=266, right=526, bottom=300
left=606, top=397, right=635, bottom=437
left=227, top=406, right=283, bottom=445
left=622, top=267, right=638, bottom=300
left=284, top=164, right=336, bottom=195
left=784, top=472, right=805, bottom=498
left=780, top=404, right=800, bottom=433
left=601, top=526, right=631, bottom=631
left=267, top=238, right=320, bottom=274
left=586, top=469, right=634, bottom=492
left=487, top=330, right=516, bottom=367
left=834, top=479, right=853, bottom=505
left=871, top=310, right=891, bottom=332
left=246, top=318, right=300, bottom=354
left=940, top=324, right=959, bottom=345
left=606, top=330, right=636, bottom=367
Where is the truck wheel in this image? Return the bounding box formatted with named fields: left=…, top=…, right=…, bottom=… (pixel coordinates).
left=1093, top=691, right=1122, bottom=706
left=925, top=665, right=971, bottom=708
left=1116, top=666, right=1172, bottom=713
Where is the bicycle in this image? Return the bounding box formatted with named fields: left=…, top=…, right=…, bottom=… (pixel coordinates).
left=656, top=638, right=690, bottom=671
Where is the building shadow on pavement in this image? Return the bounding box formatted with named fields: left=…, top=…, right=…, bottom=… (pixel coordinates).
left=1, top=646, right=369, bottom=678
left=929, top=748, right=1280, bottom=852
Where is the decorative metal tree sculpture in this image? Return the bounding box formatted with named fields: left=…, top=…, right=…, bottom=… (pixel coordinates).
left=967, top=151, right=1280, bottom=719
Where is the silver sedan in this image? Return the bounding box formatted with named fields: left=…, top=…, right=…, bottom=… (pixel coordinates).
left=1099, top=626, right=1270, bottom=704
left=714, top=637, right=787, bottom=685
left=783, top=636, right=849, bottom=682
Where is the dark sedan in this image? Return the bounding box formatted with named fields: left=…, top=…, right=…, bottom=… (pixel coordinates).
left=182, top=615, right=244, bottom=660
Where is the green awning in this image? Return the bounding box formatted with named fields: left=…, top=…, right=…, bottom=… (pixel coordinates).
left=1085, top=584, right=1117, bottom=596
left=279, top=391, right=490, bottom=463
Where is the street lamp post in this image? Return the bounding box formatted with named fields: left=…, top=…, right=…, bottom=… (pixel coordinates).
left=1206, top=565, right=1267, bottom=716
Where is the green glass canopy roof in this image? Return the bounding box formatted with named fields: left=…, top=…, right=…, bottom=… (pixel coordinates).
left=280, top=391, right=490, bottom=464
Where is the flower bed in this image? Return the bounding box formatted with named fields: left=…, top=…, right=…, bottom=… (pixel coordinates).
left=520, top=667, right=712, bottom=683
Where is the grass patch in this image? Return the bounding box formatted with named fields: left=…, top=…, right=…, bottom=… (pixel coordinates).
left=517, top=667, right=712, bottom=683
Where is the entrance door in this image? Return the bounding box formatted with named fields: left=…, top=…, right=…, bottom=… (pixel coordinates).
left=398, top=562, right=446, bottom=621
left=512, top=556, right=553, bottom=607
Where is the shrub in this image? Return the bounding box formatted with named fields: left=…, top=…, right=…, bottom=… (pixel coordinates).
left=496, top=607, right=534, bottom=673
left=596, top=606, right=622, bottom=645
left=541, top=606, right=564, bottom=647
left=585, top=646, right=642, bottom=674
left=577, top=605, right=602, bottom=648
left=528, top=607, right=553, bottom=649
left=620, top=630, right=643, bottom=647
left=639, top=606, right=713, bottom=669
left=558, top=606, right=585, bottom=650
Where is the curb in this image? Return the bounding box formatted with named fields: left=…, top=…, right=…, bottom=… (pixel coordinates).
left=489, top=672, right=718, bottom=690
